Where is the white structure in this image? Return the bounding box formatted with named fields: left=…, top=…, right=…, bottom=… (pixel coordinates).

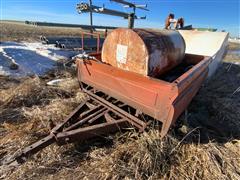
left=179, top=30, right=229, bottom=78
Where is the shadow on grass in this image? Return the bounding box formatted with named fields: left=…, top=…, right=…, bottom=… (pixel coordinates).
left=175, top=62, right=240, bottom=143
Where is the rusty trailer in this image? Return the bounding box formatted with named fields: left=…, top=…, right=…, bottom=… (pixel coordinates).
left=77, top=53, right=210, bottom=137
left=1, top=29, right=228, bottom=166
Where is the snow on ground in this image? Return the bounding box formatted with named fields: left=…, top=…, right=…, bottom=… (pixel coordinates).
left=0, top=42, right=79, bottom=77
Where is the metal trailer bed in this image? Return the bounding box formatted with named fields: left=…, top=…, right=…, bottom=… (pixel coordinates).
left=76, top=53, right=211, bottom=137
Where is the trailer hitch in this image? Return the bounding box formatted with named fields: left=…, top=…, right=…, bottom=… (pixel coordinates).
left=1, top=88, right=148, bottom=166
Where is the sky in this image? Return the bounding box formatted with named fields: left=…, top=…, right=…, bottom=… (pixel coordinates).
left=1, top=0, right=239, bottom=37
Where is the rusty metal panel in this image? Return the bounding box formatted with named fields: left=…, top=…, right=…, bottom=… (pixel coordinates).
left=77, top=54, right=211, bottom=137
left=101, top=28, right=186, bottom=77
left=77, top=59, right=174, bottom=120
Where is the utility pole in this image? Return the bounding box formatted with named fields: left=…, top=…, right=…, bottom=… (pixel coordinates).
left=128, top=13, right=135, bottom=29
left=88, top=0, right=93, bottom=34
left=77, top=0, right=148, bottom=29
left=111, top=0, right=148, bottom=29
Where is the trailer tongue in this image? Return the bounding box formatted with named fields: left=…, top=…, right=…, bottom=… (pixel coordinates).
left=2, top=86, right=150, bottom=165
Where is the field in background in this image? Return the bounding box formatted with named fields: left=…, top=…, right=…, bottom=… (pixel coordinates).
left=0, top=21, right=103, bottom=42
left=0, top=21, right=240, bottom=179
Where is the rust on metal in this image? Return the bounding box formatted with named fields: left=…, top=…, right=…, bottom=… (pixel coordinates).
left=2, top=54, right=211, bottom=166
left=101, top=28, right=186, bottom=77
left=1, top=87, right=148, bottom=165
left=1, top=29, right=228, bottom=167
left=76, top=53, right=211, bottom=137
left=56, top=119, right=129, bottom=145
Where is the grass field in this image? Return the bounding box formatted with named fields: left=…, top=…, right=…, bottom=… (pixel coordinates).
left=0, top=21, right=240, bottom=179
left=0, top=21, right=100, bottom=42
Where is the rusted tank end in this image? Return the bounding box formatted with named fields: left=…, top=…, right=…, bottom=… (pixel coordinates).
left=102, top=28, right=186, bottom=77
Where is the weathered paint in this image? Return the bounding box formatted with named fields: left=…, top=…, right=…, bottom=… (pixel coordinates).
left=76, top=54, right=211, bottom=137
left=102, top=28, right=186, bottom=77
left=76, top=30, right=228, bottom=137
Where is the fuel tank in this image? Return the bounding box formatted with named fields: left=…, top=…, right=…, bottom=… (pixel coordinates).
left=102, top=28, right=186, bottom=77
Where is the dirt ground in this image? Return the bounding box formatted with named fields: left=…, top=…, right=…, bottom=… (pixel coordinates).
left=0, top=22, right=240, bottom=179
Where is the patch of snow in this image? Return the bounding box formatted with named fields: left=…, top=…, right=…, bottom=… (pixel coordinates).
left=23, top=42, right=78, bottom=61
left=0, top=53, right=28, bottom=76
left=0, top=41, right=79, bottom=77
left=46, top=79, right=65, bottom=86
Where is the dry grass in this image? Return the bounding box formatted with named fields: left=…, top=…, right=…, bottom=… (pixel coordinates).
left=0, top=21, right=96, bottom=42
left=66, top=132, right=240, bottom=180
left=0, top=22, right=240, bottom=179
left=224, top=43, right=240, bottom=63
left=0, top=57, right=239, bottom=180
left=228, top=42, right=240, bottom=51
